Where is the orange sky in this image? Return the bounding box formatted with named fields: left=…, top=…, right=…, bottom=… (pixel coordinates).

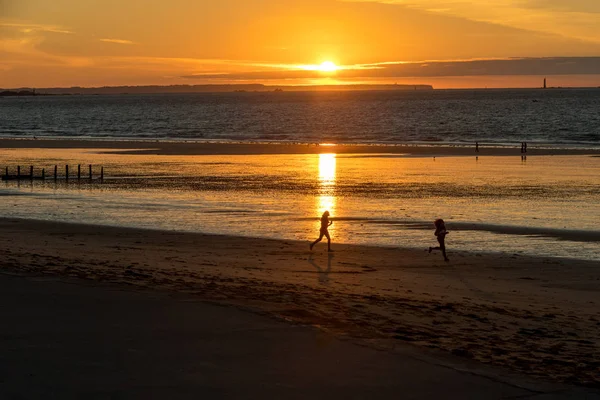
left=1, top=0, right=600, bottom=88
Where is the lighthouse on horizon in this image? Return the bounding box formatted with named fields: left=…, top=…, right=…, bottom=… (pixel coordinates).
left=543, top=77, right=547, bottom=89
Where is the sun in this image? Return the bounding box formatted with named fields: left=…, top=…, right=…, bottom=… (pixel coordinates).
left=298, top=61, right=341, bottom=73
left=318, top=61, right=338, bottom=72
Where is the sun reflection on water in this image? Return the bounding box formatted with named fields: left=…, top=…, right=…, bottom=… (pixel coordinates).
left=317, top=153, right=337, bottom=220
left=319, top=153, right=336, bottom=185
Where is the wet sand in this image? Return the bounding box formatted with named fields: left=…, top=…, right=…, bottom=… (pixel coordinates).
left=1, top=218, right=598, bottom=387
left=2, top=138, right=600, bottom=156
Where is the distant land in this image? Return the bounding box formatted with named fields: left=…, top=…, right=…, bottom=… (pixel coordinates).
left=0, top=84, right=433, bottom=96
left=0, top=90, right=43, bottom=97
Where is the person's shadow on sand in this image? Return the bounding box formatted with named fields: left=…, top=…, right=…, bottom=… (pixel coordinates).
left=308, top=253, right=333, bottom=285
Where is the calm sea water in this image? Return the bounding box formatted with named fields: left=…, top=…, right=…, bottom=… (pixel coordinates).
left=1, top=89, right=600, bottom=146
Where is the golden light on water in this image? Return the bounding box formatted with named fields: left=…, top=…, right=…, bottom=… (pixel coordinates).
left=317, top=153, right=337, bottom=218
left=318, top=153, right=336, bottom=185
left=318, top=195, right=336, bottom=216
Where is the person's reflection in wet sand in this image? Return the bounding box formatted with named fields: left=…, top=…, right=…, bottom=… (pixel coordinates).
left=308, top=252, right=333, bottom=285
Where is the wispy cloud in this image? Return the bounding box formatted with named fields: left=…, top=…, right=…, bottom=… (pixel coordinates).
left=341, top=0, right=600, bottom=43
left=0, top=22, right=73, bottom=34
left=181, top=57, right=600, bottom=81
left=99, top=38, right=136, bottom=45
left=0, top=37, right=94, bottom=68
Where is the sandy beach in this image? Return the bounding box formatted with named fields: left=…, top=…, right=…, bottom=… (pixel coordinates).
left=4, top=1, right=600, bottom=396
left=1, top=217, right=598, bottom=387
left=5, top=274, right=590, bottom=399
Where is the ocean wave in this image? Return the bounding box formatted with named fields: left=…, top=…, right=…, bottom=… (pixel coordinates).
left=293, top=217, right=600, bottom=243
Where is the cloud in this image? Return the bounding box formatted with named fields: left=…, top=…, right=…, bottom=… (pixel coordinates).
left=0, top=19, right=89, bottom=68
left=340, top=0, right=600, bottom=43
left=0, top=20, right=83, bottom=66
left=0, top=22, right=73, bottom=34
left=181, top=57, right=600, bottom=81
left=3, top=54, right=599, bottom=88
left=524, top=0, right=600, bottom=13
left=0, top=38, right=94, bottom=68
left=99, top=38, right=136, bottom=45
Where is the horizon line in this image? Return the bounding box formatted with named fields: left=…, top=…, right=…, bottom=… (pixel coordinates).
left=4, top=82, right=600, bottom=93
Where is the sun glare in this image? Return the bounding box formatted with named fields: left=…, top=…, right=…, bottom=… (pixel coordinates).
left=298, top=61, right=341, bottom=73
left=319, top=61, right=338, bottom=72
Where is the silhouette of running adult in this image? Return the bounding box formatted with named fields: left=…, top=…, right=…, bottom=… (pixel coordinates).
left=429, top=219, right=450, bottom=262
left=310, top=210, right=333, bottom=252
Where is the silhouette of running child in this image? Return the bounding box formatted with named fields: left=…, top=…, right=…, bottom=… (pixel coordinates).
left=429, top=219, right=450, bottom=262
left=310, top=210, right=333, bottom=252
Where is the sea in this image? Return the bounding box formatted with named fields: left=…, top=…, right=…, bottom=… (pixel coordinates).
left=1, top=89, right=599, bottom=261
left=1, top=89, right=600, bottom=146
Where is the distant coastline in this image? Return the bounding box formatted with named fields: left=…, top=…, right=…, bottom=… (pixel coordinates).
left=0, top=90, right=51, bottom=97
left=4, top=85, right=600, bottom=97
left=0, top=83, right=434, bottom=96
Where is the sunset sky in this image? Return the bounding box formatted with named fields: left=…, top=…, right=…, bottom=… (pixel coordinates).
left=1, top=0, right=599, bottom=88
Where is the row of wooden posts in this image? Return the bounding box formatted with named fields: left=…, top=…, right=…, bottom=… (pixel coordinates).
left=2, top=165, right=104, bottom=182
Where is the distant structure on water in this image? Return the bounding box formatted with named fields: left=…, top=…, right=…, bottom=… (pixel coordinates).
left=543, top=78, right=547, bottom=89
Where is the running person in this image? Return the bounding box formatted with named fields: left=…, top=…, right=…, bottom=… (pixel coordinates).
left=429, top=218, right=450, bottom=262
left=310, top=211, right=333, bottom=252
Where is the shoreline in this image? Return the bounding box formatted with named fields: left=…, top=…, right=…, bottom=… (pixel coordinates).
left=1, top=217, right=598, bottom=387
left=4, top=214, right=600, bottom=254
left=2, top=138, right=600, bottom=156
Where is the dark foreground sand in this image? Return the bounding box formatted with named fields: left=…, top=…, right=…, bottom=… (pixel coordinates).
left=1, top=218, right=598, bottom=388
left=4, top=274, right=580, bottom=399
left=2, top=138, right=600, bottom=156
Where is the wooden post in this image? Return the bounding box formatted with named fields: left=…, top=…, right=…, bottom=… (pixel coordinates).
left=54, top=165, right=58, bottom=181
left=42, top=168, right=45, bottom=180
left=89, top=164, right=92, bottom=180
left=17, top=166, right=20, bottom=180
left=100, top=167, right=104, bottom=182
left=78, top=164, right=81, bottom=181
left=30, top=165, right=34, bottom=180
left=65, top=165, right=69, bottom=181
